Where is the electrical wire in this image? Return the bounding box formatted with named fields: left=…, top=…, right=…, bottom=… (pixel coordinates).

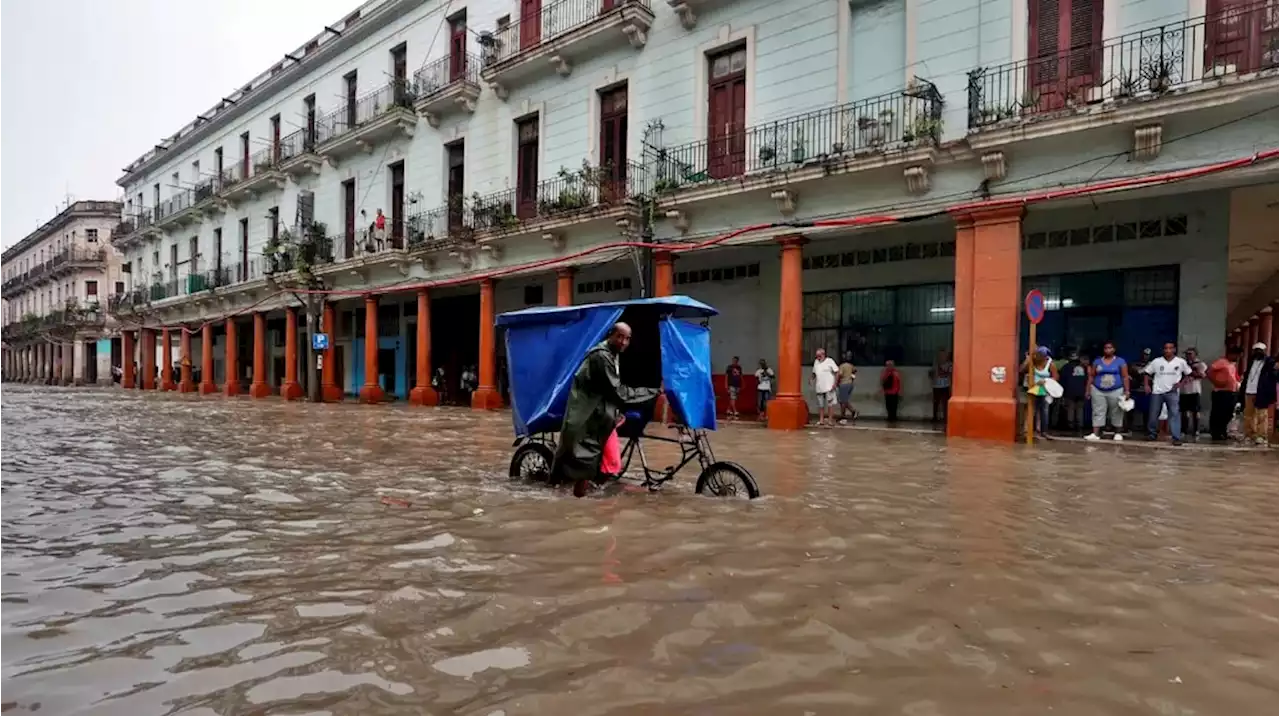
left=111, top=146, right=1277, bottom=336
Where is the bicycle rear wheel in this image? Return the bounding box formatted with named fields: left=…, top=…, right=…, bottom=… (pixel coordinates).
left=694, top=461, right=760, bottom=499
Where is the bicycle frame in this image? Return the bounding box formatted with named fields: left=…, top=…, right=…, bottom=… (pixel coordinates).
left=513, top=425, right=716, bottom=491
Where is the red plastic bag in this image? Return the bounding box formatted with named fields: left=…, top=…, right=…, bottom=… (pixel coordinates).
left=600, top=426, right=622, bottom=476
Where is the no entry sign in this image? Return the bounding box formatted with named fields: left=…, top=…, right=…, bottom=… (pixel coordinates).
left=1024, top=290, right=1046, bottom=325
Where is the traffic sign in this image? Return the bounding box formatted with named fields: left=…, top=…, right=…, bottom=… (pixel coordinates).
left=1024, top=289, right=1046, bottom=325
left=312, top=332, right=330, bottom=350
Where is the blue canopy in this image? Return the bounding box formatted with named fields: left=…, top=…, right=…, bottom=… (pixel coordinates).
left=495, top=295, right=719, bottom=328
left=499, top=296, right=719, bottom=436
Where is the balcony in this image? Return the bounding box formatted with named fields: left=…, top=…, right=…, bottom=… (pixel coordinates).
left=49, top=247, right=107, bottom=277
left=278, top=129, right=324, bottom=178
left=220, top=147, right=287, bottom=203
left=414, top=53, right=482, bottom=127
left=113, top=211, right=163, bottom=250
left=480, top=0, right=654, bottom=98
left=150, top=278, right=181, bottom=303
left=185, top=266, right=233, bottom=294
left=1, top=272, right=29, bottom=299
left=108, top=288, right=150, bottom=314
left=155, top=178, right=221, bottom=230
left=314, top=81, right=417, bottom=162
left=966, top=2, right=1277, bottom=143
left=642, top=81, right=943, bottom=201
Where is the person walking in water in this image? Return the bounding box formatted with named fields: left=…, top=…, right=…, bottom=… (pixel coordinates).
left=1085, top=340, right=1130, bottom=441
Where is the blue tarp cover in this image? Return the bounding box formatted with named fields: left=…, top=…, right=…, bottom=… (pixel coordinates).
left=659, top=318, right=716, bottom=431
left=498, top=296, right=720, bottom=436
left=495, top=295, right=718, bottom=328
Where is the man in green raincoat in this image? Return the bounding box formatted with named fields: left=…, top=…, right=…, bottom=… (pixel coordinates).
left=552, top=322, right=660, bottom=492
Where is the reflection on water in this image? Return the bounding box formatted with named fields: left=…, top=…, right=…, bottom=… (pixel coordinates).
left=2, top=385, right=1276, bottom=715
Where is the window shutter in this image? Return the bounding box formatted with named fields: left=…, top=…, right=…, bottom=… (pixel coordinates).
left=1067, top=0, right=1102, bottom=77
left=1030, top=0, right=1060, bottom=83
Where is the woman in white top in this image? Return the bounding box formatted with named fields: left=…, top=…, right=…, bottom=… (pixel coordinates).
left=754, top=359, right=774, bottom=422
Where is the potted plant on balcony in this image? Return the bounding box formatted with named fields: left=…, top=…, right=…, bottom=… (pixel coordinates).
left=790, top=127, right=808, bottom=164
left=1143, top=55, right=1174, bottom=93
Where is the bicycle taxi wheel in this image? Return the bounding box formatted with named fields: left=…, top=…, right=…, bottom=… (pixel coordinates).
left=695, top=461, right=760, bottom=499
left=509, top=442, right=554, bottom=482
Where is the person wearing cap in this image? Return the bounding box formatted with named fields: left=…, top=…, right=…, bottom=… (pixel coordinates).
left=1022, top=346, right=1058, bottom=438
left=1206, top=345, right=1242, bottom=441
left=1142, top=341, right=1192, bottom=445
left=1086, top=340, right=1130, bottom=441
left=1238, top=342, right=1277, bottom=445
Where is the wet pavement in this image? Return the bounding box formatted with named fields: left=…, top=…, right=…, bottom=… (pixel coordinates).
left=1, top=384, right=1276, bottom=715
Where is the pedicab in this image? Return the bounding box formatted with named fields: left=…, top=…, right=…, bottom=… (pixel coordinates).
left=499, top=296, right=761, bottom=499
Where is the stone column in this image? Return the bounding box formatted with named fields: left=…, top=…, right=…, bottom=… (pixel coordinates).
left=321, top=302, right=342, bottom=402
left=409, top=288, right=439, bottom=406
left=224, top=319, right=241, bottom=396
left=281, top=307, right=303, bottom=400
left=63, top=342, right=75, bottom=385
left=199, top=323, right=218, bottom=394
left=471, top=279, right=502, bottom=409
left=947, top=207, right=1024, bottom=442
left=767, top=235, right=810, bottom=430
left=179, top=328, right=196, bottom=392
left=249, top=312, right=270, bottom=398
left=359, top=295, right=385, bottom=403
left=122, top=331, right=136, bottom=389
left=556, top=268, right=575, bottom=306
left=141, top=329, right=156, bottom=390
left=160, top=328, right=176, bottom=391
left=653, top=250, right=675, bottom=297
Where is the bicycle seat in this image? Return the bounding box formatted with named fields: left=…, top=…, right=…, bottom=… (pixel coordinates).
left=624, top=410, right=643, bottom=421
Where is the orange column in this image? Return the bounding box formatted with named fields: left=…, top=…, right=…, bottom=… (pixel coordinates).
left=122, top=331, right=136, bottom=389
left=249, top=312, right=270, bottom=398
left=281, top=307, right=303, bottom=400
left=653, top=250, right=675, bottom=297
left=359, top=295, right=385, bottom=403
left=1269, top=305, right=1278, bottom=357
left=321, top=302, right=342, bottom=402
left=768, top=235, right=809, bottom=430
left=409, top=288, right=439, bottom=405
left=471, top=278, right=502, bottom=409
left=141, top=328, right=157, bottom=390
left=179, top=328, right=196, bottom=392
left=199, top=323, right=217, bottom=394
left=947, top=206, right=1023, bottom=442
left=160, top=327, right=176, bottom=390
left=556, top=268, right=575, bottom=306
left=1258, top=307, right=1275, bottom=355
left=1247, top=318, right=1260, bottom=353
left=224, top=319, right=241, bottom=395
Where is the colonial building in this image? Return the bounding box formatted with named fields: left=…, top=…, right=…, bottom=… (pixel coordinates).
left=2, top=201, right=126, bottom=385
left=107, top=0, right=1276, bottom=439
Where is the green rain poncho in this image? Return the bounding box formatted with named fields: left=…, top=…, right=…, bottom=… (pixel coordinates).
left=551, top=340, right=660, bottom=483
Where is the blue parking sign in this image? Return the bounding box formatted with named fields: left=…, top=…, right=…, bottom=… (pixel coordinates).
left=312, top=333, right=329, bottom=351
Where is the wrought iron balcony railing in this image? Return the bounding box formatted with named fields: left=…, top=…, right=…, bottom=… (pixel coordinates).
left=315, top=80, right=416, bottom=145
left=483, top=0, right=652, bottom=68
left=643, top=81, right=943, bottom=193
left=415, top=52, right=482, bottom=96
left=967, top=2, right=1278, bottom=128
left=279, top=128, right=318, bottom=161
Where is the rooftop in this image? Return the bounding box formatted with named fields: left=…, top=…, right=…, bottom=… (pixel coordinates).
left=117, top=0, right=426, bottom=187
left=2, top=201, right=123, bottom=263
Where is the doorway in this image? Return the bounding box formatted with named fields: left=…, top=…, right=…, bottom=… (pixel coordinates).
left=447, top=141, right=466, bottom=232
left=707, top=45, right=747, bottom=179
left=85, top=340, right=98, bottom=384
left=431, top=293, right=480, bottom=405
left=389, top=161, right=405, bottom=248
left=343, top=179, right=357, bottom=258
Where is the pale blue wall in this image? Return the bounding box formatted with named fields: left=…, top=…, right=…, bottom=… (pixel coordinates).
left=850, top=0, right=907, bottom=100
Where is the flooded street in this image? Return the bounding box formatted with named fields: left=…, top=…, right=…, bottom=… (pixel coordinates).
left=2, top=385, right=1276, bottom=715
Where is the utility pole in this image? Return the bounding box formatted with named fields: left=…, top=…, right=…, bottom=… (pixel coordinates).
left=305, top=293, right=321, bottom=402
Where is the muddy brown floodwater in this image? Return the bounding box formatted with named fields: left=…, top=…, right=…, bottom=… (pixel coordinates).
left=1, top=385, right=1276, bottom=715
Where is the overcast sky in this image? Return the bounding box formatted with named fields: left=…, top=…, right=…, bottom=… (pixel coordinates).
left=1, top=0, right=358, bottom=250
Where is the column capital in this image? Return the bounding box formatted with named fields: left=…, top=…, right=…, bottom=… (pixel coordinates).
left=1261, top=306, right=1273, bottom=315
left=776, top=233, right=808, bottom=249
left=952, top=204, right=1025, bottom=227
left=556, top=266, right=577, bottom=278
left=653, top=248, right=676, bottom=262
left=416, top=286, right=430, bottom=297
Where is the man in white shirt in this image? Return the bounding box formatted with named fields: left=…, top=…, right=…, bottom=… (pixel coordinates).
left=1142, top=341, right=1192, bottom=445
left=810, top=347, right=840, bottom=427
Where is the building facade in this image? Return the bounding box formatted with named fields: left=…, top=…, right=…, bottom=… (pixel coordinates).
left=2, top=201, right=127, bottom=385
left=105, top=0, right=1276, bottom=439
